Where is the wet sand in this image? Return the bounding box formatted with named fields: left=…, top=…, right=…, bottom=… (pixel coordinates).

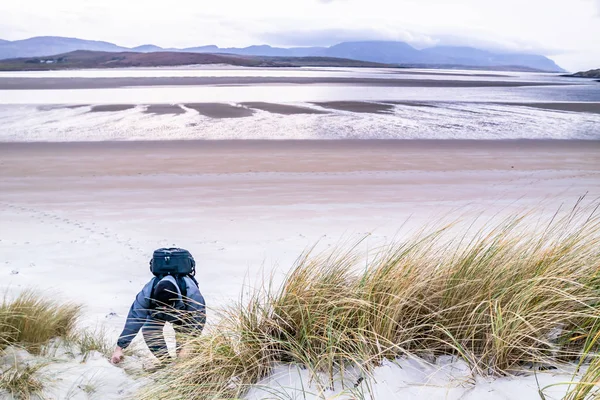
left=242, top=102, right=327, bottom=115
left=90, top=104, right=135, bottom=112
left=389, top=70, right=510, bottom=78
left=505, top=102, right=600, bottom=114
left=37, top=104, right=89, bottom=111
left=144, top=104, right=185, bottom=115
left=313, top=101, right=395, bottom=114
left=0, top=76, right=570, bottom=90
left=185, top=103, right=255, bottom=118
left=32, top=101, right=600, bottom=118
left=383, top=101, right=438, bottom=108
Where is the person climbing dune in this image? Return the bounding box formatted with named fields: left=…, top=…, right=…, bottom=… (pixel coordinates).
left=111, top=248, right=206, bottom=364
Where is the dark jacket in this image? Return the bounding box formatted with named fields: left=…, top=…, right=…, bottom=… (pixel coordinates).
left=117, top=275, right=206, bottom=349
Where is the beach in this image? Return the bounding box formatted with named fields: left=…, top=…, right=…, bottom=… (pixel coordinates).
left=2, top=139, right=599, bottom=313
left=2, top=139, right=599, bottom=398
left=1, top=66, right=600, bottom=399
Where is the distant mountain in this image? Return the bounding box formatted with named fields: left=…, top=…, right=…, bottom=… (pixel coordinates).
left=0, top=36, right=565, bottom=72
left=179, top=44, right=322, bottom=58
left=567, top=68, right=600, bottom=78
left=225, top=45, right=293, bottom=57
left=0, top=36, right=127, bottom=59
left=317, top=41, right=428, bottom=64
left=422, top=46, right=564, bottom=72
left=287, top=47, right=326, bottom=57
left=131, top=44, right=164, bottom=52
left=182, top=45, right=220, bottom=53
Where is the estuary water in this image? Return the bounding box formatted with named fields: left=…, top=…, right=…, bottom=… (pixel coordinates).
left=0, top=66, right=598, bottom=141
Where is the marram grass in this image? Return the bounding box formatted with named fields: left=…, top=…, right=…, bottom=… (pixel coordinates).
left=144, top=203, right=600, bottom=399
left=0, top=292, right=81, bottom=400
left=0, top=360, right=47, bottom=400
left=0, top=291, right=81, bottom=354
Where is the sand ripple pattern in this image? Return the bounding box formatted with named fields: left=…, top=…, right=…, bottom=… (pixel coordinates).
left=0, top=102, right=599, bottom=141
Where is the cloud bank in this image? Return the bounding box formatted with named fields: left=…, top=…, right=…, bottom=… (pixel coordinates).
left=0, top=0, right=598, bottom=70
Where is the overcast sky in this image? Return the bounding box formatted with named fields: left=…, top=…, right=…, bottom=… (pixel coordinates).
left=1, top=0, right=599, bottom=71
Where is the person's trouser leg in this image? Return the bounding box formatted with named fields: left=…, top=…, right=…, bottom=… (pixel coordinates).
left=173, top=320, right=186, bottom=356
left=173, top=315, right=198, bottom=357
left=142, top=318, right=169, bottom=359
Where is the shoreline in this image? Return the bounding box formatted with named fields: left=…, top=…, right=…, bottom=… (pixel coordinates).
left=0, top=76, right=571, bottom=90
left=2, top=138, right=600, bottom=145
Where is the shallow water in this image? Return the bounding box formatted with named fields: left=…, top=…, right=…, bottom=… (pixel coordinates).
left=0, top=66, right=561, bottom=80
left=0, top=67, right=598, bottom=141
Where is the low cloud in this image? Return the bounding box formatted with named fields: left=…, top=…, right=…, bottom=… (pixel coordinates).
left=260, top=27, right=561, bottom=56
left=260, top=28, right=436, bottom=48
left=428, top=34, right=562, bottom=55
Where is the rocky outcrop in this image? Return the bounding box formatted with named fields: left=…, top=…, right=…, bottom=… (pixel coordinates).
left=567, top=69, right=600, bottom=79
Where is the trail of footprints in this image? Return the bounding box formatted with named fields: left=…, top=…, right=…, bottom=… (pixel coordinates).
left=1, top=202, right=147, bottom=258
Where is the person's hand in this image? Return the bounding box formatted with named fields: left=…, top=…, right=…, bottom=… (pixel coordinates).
left=111, top=346, right=124, bottom=364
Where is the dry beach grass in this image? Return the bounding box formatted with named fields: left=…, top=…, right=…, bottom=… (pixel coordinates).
left=0, top=293, right=121, bottom=399
left=0, top=291, right=80, bottom=354
left=0, top=293, right=81, bottom=399
left=143, top=201, right=600, bottom=399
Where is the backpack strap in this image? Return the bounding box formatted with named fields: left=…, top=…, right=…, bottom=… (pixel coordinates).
left=188, top=274, right=199, bottom=288
left=150, top=274, right=197, bottom=307
left=149, top=276, right=161, bottom=309
left=176, top=275, right=187, bottom=298
left=178, top=275, right=200, bottom=302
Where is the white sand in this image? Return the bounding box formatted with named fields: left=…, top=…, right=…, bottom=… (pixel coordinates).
left=247, top=357, right=582, bottom=399
left=0, top=343, right=148, bottom=400
left=1, top=140, right=599, bottom=399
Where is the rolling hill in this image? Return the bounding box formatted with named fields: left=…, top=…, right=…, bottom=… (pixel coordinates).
left=0, top=50, right=390, bottom=71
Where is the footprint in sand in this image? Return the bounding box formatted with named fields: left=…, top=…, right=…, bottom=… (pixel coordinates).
left=4, top=202, right=147, bottom=256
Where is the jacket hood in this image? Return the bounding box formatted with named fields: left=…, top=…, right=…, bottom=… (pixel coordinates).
left=156, top=275, right=184, bottom=307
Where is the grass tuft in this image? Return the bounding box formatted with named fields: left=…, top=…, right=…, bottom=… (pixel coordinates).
left=0, top=291, right=81, bottom=354
left=143, top=203, right=600, bottom=399
left=66, top=326, right=112, bottom=361
left=0, top=360, right=47, bottom=400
